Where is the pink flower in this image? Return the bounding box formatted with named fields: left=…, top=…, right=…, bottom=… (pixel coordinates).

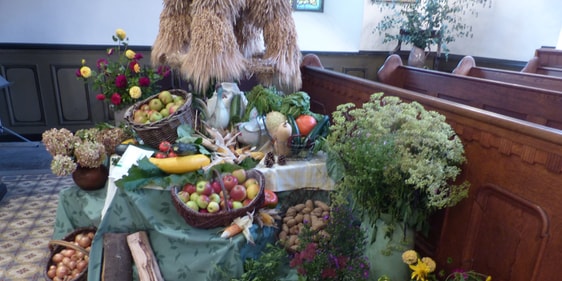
left=111, top=93, right=121, bottom=105
left=75, top=69, right=82, bottom=78
left=96, top=59, right=108, bottom=70
left=134, top=53, right=144, bottom=60
left=107, top=48, right=114, bottom=56
left=115, top=74, right=127, bottom=88
left=96, top=94, right=105, bottom=101
left=139, top=77, right=150, bottom=87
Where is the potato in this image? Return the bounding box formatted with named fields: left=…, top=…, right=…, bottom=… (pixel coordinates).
left=315, top=200, right=330, bottom=211
left=294, top=214, right=304, bottom=223
left=294, top=204, right=306, bottom=212
left=305, top=200, right=314, bottom=209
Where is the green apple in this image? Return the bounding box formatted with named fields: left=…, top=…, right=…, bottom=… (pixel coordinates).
left=149, top=111, right=163, bottom=122
left=158, top=90, right=173, bottom=105
left=232, top=201, right=244, bottom=209
left=207, top=201, right=220, bottom=213
left=149, top=98, right=164, bottom=111
left=185, top=201, right=199, bottom=212
left=160, top=108, right=170, bottom=118
left=232, top=169, right=247, bottom=184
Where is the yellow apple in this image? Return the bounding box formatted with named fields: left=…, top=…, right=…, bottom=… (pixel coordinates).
left=246, top=183, right=259, bottom=200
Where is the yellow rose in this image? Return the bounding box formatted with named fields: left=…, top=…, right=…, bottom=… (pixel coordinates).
left=115, top=28, right=126, bottom=41
left=80, top=66, right=92, bottom=78
left=133, top=63, right=140, bottom=73
left=129, top=86, right=142, bottom=99
left=125, top=50, right=136, bottom=60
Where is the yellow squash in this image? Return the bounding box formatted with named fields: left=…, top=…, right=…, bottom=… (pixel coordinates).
left=148, top=154, right=210, bottom=174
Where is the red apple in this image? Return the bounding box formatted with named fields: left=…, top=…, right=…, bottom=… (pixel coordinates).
left=242, top=198, right=253, bottom=207
left=199, top=209, right=209, bottom=213
left=177, top=191, right=190, bottom=203
left=182, top=183, right=197, bottom=195
left=196, top=194, right=210, bottom=209
left=196, top=180, right=212, bottom=196
left=220, top=199, right=233, bottom=210
left=229, top=184, right=247, bottom=202
left=222, top=174, right=238, bottom=191
left=210, top=180, right=222, bottom=194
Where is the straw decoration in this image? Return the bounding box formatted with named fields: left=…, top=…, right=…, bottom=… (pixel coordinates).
left=151, top=0, right=193, bottom=68
left=180, top=9, right=246, bottom=93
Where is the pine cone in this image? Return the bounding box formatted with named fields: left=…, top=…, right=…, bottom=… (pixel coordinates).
left=277, top=154, right=287, bottom=166
left=265, top=152, right=275, bottom=168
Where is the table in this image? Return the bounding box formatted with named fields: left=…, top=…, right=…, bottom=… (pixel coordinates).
left=54, top=185, right=277, bottom=280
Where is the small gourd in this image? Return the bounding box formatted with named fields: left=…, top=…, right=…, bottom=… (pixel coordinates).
left=272, top=121, right=292, bottom=156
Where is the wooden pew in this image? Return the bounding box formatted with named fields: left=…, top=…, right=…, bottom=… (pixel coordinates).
left=453, top=56, right=562, bottom=92
left=300, top=55, right=562, bottom=281
left=521, top=47, right=562, bottom=77
left=377, top=54, right=562, bottom=130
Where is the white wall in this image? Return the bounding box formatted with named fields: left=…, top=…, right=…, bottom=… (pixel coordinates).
left=361, top=0, right=562, bottom=61
left=0, top=0, right=363, bottom=53
left=1, top=0, right=561, bottom=61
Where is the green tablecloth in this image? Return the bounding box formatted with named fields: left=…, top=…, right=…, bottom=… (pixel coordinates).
left=54, top=185, right=277, bottom=281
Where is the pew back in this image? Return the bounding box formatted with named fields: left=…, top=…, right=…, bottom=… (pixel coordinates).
left=377, top=54, right=562, bottom=130
left=453, top=56, right=562, bottom=92
left=521, top=48, right=562, bottom=77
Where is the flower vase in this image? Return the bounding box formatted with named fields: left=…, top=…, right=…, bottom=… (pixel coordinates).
left=408, top=46, right=428, bottom=68
left=108, top=104, right=129, bottom=126
left=363, top=215, right=415, bottom=281
left=72, top=165, right=109, bottom=191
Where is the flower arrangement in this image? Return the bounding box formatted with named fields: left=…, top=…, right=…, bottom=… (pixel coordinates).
left=398, top=250, right=491, bottom=281
left=42, top=126, right=128, bottom=176
left=77, top=28, right=170, bottom=110
left=289, top=201, right=371, bottom=281
left=325, top=93, right=469, bottom=233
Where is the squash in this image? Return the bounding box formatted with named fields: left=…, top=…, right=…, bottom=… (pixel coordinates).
left=272, top=121, right=292, bottom=156
left=148, top=154, right=210, bottom=174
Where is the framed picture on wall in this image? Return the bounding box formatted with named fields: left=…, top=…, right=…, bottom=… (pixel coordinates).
left=291, top=0, right=324, bottom=12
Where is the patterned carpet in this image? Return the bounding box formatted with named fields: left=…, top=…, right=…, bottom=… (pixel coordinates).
left=0, top=172, right=73, bottom=281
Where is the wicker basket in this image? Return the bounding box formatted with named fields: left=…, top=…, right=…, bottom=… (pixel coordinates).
left=171, top=169, right=266, bottom=229
left=287, top=135, right=316, bottom=160
left=45, top=226, right=96, bottom=281
left=124, top=89, right=193, bottom=149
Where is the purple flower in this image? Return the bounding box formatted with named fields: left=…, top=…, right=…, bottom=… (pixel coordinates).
left=139, top=77, right=150, bottom=87
left=96, top=59, right=108, bottom=70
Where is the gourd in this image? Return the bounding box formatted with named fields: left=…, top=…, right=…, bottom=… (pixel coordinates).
left=272, top=121, right=292, bottom=156
left=148, top=154, right=210, bottom=174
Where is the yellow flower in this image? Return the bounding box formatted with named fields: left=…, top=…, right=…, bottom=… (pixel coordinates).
left=402, top=250, right=418, bottom=265
left=125, top=50, right=136, bottom=60
left=81, top=59, right=86, bottom=65
left=80, top=66, right=92, bottom=78
left=409, top=259, right=430, bottom=281
left=115, top=28, right=126, bottom=40
left=129, top=86, right=142, bottom=99
left=421, top=257, right=436, bottom=272
left=485, top=276, right=492, bottom=281
left=133, top=63, right=140, bottom=73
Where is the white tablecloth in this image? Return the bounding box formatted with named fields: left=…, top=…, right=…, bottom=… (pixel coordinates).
left=255, top=153, right=335, bottom=192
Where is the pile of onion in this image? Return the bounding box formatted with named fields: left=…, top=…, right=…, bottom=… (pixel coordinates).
left=47, top=230, right=95, bottom=281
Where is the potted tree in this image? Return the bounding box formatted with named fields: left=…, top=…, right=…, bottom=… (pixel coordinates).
left=373, top=0, right=490, bottom=68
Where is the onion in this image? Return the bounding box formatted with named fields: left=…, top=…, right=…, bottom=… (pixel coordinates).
left=63, top=249, right=75, bottom=258
left=76, top=260, right=88, bottom=272
left=87, top=232, right=95, bottom=239
left=51, top=253, right=64, bottom=263
left=78, top=236, right=91, bottom=248
left=61, top=257, right=71, bottom=266
left=47, top=268, right=56, bottom=279
left=67, top=260, right=77, bottom=270
left=55, top=265, right=69, bottom=279
left=75, top=251, right=85, bottom=260
left=74, top=233, right=83, bottom=243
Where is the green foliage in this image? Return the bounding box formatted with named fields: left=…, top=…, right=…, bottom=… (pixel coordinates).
left=373, top=0, right=491, bottom=55
left=326, top=93, right=469, bottom=232
left=230, top=243, right=291, bottom=281
left=243, top=85, right=283, bottom=120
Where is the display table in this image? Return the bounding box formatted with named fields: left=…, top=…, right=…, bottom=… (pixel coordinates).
left=54, top=185, right=277, bottom=280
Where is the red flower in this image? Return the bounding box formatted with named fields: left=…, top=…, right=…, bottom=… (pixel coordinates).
left=321, top=268, right=337, bottom=279
left=158, top=65, right=171, bottom=77
left=96, top=94, right=105, bottom=101
left=111, top=93, right=121, bottom=105
left=134, top=53, right=144, bottom=60
left=75, top=69, right=82, bottom=78
left=115, top=74, right=127, bottom=88
left=139, top=77, right=150, bottom=87
left=129, top=61, right=138, bottom=71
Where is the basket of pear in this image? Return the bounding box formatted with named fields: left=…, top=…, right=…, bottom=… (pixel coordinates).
left=124, top=89, right=193, bottom=148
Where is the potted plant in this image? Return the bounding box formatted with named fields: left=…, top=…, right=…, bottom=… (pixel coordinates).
left=42, top=126, right=129, bottom=190
left=373, top=0, right=490, bottom=67
left=325, top=93, right=470, bottom=280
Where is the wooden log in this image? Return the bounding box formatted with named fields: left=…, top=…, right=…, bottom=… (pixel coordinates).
left=126, top=231, right=164, bottom=281
left=102, top=233, right=133, bottom=281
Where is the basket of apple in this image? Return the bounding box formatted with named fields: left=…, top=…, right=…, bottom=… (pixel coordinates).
left=124, top=89, right=194, bottom=149
left=170, top=168, right=266, bottom=229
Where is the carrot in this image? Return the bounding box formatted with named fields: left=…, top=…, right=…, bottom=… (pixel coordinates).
left=220, top=224, right=243, bottom=239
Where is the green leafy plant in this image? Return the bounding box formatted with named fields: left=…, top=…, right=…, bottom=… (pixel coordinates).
left=77, top=28, right=170, bottom=110
left=325, top=93, right=469, bottom=234
left=373, top=0, right=491, bottom=57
